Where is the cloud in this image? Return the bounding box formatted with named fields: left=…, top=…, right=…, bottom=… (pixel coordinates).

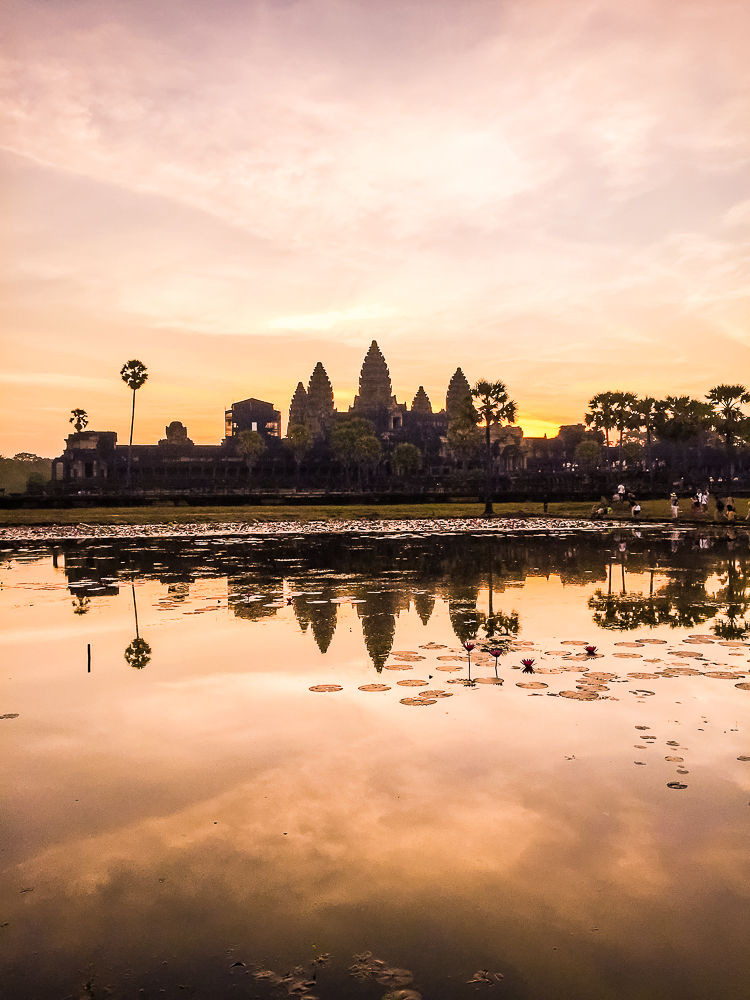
left=2, top=0, right=750, bottom=453
left=268, top=303, right=395, bottom=330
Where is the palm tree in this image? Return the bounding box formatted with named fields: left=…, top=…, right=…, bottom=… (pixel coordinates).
left=705, top=384, right=750, bottom=480
left=470, top=379, right=518, bottom=515
left=69, top=409, right=88, bottom=433
left=610, top=391, right=638, bottom=468
left=585, top=392, right=617, bottom=466
left=633, top=396, right=661, bottom=477
left=654, top=396, right=713, bottom=474
left=120, top=360, right=148, bottom=486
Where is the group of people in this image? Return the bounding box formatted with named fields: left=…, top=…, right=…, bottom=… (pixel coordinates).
left=590, top=485, right=642, bottom=520
left=671, top=490, right=745, bottom=522
left=589, top=485, right=748, bottom=522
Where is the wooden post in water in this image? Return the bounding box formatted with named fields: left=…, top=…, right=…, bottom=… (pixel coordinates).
left=87, top=643, right=91, bottom=673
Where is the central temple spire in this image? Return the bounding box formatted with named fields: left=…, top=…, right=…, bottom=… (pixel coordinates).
left=352, top=341, right=393, bottom=414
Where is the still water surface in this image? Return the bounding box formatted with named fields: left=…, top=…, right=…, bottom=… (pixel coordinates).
left=2, top=528, right=749, bottom=1000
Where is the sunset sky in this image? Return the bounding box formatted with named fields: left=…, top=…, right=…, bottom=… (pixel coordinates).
left=2, top=0, right=749, bottom=457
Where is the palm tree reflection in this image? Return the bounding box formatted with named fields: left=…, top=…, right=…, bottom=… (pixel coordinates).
left=124, top=584, right=152, bottom=669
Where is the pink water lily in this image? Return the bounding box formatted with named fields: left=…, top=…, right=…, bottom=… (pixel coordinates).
left=489, top=648, right=503, bottom=677
left=463, top=641, right=475, bottom=679
left=585, top=645, right=598, bottom=655
left=521, top=658, right=535, bottom=674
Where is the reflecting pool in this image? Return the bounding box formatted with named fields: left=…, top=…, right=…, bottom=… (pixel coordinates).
left=2, top=527, right=749, bottom=1000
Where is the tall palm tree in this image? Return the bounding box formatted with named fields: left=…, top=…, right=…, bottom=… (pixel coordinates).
left=610, top=391, right=639, bottom=469
left=633, top=396, right=661, bottom=477
left=705, top=384, right=750, bottom=480
left=585, top=392, right=617, bottom=466
left=470, top=379, right=518, bottom=516
left=120, top=360, right=148, bottom=486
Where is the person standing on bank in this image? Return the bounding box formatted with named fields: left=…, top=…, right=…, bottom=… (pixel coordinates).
left=670, top=493, right=679, bottom=520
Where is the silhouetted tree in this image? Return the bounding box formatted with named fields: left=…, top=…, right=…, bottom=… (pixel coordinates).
left=69, top=409, right=88, bottom=433
left=610, top=391, right=639, bottom=468
left=393, top=442, right=422, bottom=476
left=120, top=360, right=148, bottom=486
left=237, top=430, right=266, bottom=478
left=706, top=383, right=750, bottom=478
left=471, top=379, right=518, bottom=515
left=284, top=423, right=313, bottom=484
left=585, top=392, right=617, bottom=464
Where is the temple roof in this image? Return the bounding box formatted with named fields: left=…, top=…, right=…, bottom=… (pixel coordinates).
left=354, top=340, right=393, bottom=411
left=446, top=368, right=471, bottom=419
left=307, top=363, right=334, bottom=416
left=288, top=382, right=308, bottom=426
left=410, top=386, right=433, bottom=414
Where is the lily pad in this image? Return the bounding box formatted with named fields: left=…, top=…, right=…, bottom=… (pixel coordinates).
left=517, top=681, right=548, bottom=689
left=358, top=684, right=391, bottom=692
left=667, top=782, right=688, bottom=789
left=396, top=679, right=429, bottom=687
left=399, top=697, right=437, bottom=706
left=309, top=684, right=343, bottom=692
left=474, top=677, right=504, bottom=684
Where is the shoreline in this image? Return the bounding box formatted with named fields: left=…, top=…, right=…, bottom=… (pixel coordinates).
left=1, top=514, right=742, bottom=545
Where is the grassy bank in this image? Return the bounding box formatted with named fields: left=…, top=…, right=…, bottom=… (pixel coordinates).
left=0, top=498, right=741, bottom=527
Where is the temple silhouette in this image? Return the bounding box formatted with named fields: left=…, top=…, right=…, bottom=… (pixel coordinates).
left=52, top=340, right=573, bottom=492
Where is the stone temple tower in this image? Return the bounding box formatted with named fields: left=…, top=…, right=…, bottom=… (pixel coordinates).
left=305, top=362, right=335, bottom=437
left=410, top=386, right=433, bottom=414
left=352, top=341, right=394, bottom=415
left=288, top=382, right=308, bottom=427
left=446, top=368, right=472, bottom=420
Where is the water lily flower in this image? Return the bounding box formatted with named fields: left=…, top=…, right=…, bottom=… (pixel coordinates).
left=489, top=648, right=503, bottom=677
left=521, top=658, right=535, bottom=674
left=585, top=645, right=597, bottom=655
left=463, top=641, right=475, bottom=679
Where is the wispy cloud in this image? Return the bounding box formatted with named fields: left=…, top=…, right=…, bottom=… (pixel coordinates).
left=1, top=0, right=749, bottom=452
left=268, top=304, right=395, bottom=331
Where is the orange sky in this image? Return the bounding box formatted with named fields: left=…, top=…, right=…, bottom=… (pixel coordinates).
left=2, top=0, right=749, bottom=456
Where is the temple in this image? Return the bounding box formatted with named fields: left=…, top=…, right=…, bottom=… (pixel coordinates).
left=51, top=339, right=557, bottom=493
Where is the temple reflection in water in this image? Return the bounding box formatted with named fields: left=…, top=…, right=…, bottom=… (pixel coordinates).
left=42, top=528, right=750, bottom=670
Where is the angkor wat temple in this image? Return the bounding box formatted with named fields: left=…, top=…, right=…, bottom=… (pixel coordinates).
left=288, top=340, right=479, bottom=441
left=52, top=340, right=571, bottom=493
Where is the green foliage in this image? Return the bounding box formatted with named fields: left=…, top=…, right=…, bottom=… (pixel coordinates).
left=124, top=637, right=152, bottom=669
left=120, top=360, right=148, bottom=391
left=331, top=418, right=381, bottom=464
left=70, top=409, right=88, bottom=433
left=447, top=396, right=481, bottom=458
left=470, top=379, right=517, bottom=429
left=0, top=457, right=52, bottom=495
left=585, top=391, right=617, bottom=449
left=237, top=429, right=266, bottom=466
left=575, top=439, right=602, bottom=468
left=654, top=396, right=713, bottom=444
left=392, top=442, right=422, bottom=475
left=285, top=423, right=313, bottom=462
left=623, top=441, right=643, bottom=464
left=705, top=384, right=750, bottom=467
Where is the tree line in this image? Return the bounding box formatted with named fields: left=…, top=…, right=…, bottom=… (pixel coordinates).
left=582, top=384, right=750, bottom=477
